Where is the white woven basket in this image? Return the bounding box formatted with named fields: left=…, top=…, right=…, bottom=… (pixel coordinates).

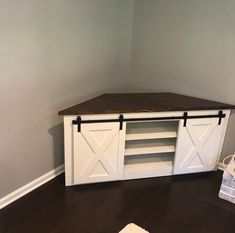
left=218, top=154, right=235, bottom=204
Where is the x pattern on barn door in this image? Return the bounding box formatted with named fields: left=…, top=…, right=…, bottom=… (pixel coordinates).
left=174, top=118, right=221, bottom=174
left=73, top=122, right=123, bottom=184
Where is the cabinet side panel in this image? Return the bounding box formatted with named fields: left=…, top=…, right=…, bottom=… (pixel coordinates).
left=64, top=116, right=74, bottom=186
left=216, top=110, right=231, bottom=165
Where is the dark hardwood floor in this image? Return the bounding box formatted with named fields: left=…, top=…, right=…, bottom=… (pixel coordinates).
left=1, top=171, right=235, bottom=233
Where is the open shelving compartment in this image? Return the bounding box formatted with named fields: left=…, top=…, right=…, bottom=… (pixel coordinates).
left=124, top=120, right=179, bottom=180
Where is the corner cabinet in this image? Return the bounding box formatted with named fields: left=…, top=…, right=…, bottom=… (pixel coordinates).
left=63, top=109, right=230, bottom=186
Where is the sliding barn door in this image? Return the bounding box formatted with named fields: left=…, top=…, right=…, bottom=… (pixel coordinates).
left=174, top=118, right=223, bottom=174
left=73, top=122, right=125, bottom=184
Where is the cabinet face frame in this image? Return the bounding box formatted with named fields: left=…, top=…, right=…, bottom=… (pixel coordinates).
left=63, top=110, right=230, bottom=186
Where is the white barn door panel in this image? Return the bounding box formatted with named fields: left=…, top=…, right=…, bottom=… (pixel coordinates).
left=174, top=118, right=222, bottom=174
left=73, top=122, right=125, bottom=184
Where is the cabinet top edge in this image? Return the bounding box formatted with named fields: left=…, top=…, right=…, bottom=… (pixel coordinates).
left=58, top=92, right=235, bottom=116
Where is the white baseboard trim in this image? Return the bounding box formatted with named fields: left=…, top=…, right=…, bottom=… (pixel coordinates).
left=0, top=164, right=64, bottom=210
left=218, top=162, right=224, bottom=171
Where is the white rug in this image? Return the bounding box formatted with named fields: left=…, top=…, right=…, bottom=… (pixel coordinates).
left=119, top=223, right=149, bottom=233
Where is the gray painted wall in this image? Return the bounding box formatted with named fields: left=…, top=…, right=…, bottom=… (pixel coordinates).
left=0, top=0, right=134, bottom=198
left=130, top=0, right=235, bottom=160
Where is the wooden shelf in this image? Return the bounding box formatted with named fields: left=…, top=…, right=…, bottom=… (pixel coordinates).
left=124, top=153, right=174, bottom=180
left=124, top=121, right=177, bottom=178
left=126, top=121, right=178, bottom=141
left=125, top=139, right=176, bottom=156
left=124, top=121, right=177, bottom=179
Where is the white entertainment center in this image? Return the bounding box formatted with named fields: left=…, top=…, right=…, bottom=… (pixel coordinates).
left=59, top=93, right=234, bottom=186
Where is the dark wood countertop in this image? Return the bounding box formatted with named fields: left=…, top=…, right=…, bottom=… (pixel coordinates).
left=58, top=93, right=235, bottom=115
